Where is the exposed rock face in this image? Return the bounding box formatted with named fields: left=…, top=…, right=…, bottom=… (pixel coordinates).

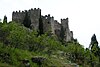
left=31, top=56, right=46, bottom=66
left=12, top=8, right=73, bottom=42
left=21, top=59, right=30, bottom=67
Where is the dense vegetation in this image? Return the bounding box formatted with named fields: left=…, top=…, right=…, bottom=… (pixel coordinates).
left=0, top=16, right=100, bottom=67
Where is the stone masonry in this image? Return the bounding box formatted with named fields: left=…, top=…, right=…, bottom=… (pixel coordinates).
left=12, top=8, right=73, bottom=42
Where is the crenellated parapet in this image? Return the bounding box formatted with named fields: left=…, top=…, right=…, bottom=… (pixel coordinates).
left=61, top=18, right=69, bottom=29
left=12, top=8, right=41, bottom=14
left=12, top=10, right=26, bottom=23
left=12, top=8, right=41, bottom=17
left=41, top=14, right=54, bottom=33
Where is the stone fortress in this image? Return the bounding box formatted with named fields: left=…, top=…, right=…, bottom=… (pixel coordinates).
left=12, top=8, right=73, bottom=42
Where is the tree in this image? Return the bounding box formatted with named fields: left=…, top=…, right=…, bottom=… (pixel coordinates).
left=6, top=22, right=30, bottom=49
left=66, top=43, right=85, bottom=65
left=3, top=15, right=7, bottom=23
left=0, top=19, right=1, bottom=22
left=38, top=11, right=43, bottom=35
left=89, top=34, right=98, bottom=47
left=23, top=12, right=31, bottom=28
left=89, top=34, right=99, bottom=56
left=60, top=25, right=65, bottom=43
left=88, top=34, right=100, bottom=67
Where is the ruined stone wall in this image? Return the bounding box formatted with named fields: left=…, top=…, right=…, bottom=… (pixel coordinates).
left=12, top=8, right=41, bottom=31
left=12, top=8, right=73, bottom=42
left=70, top=31, right=73, bottom=40
left=42, top=14, right=61, bottom=38
left=42, top=15, right=51, bottom=33
left=12, top=11, right=26, bottom=23
left=29, top=8, right=41, bottom=30
left=54, top=20, right=61, bottom=38
left=61, top=18, right=73, bottom=42
left=50, top=16, right=55, bottom=35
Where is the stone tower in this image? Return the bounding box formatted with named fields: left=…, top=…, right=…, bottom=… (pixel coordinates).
left=42, top=14, right=54, bottom=34
left=12, top=8, right=41, bottom=31
left=61, top=18, right=73, bottom=42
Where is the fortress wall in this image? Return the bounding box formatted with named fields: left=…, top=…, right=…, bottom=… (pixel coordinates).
left=54, top=20, right=61, bottom=38
left=61, top=18, right=72, bottom=42
left=42, top=14, right=52, bottom=33
left=54, top=20, right=61, bottom=30
left=61, top=18, right=69, bottom=29
left=12, top=8, right=73, bottom=42
left=12, top=11, right=26, bottom=23
left=12, top=8, right=41, bottom=31
left=70, top=31, right=73, bottom=40
left=50, top=16, right=55, bottom=34
left=29, top=8, right=41, bottom=30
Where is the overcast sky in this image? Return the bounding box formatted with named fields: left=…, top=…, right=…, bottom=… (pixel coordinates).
left=0, top=0, right=100, bottom=48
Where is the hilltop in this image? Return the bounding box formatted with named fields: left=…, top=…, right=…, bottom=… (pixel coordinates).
left=0, top=8, right=100, bottom=67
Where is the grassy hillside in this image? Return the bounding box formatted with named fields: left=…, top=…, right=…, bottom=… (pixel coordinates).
left=0, top=21, right=99, bottom=67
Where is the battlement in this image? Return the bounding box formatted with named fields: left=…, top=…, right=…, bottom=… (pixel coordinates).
left=61, top=17, right=69, bottom=29
left=12, top=8, right=41, bottom=14
left=42, top=14, right=54, bottom=20
left=61, top=18, right=68, bottom=22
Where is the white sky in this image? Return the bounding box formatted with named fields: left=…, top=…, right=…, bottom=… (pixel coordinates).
left=0, top=0, right=100, bottom=48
